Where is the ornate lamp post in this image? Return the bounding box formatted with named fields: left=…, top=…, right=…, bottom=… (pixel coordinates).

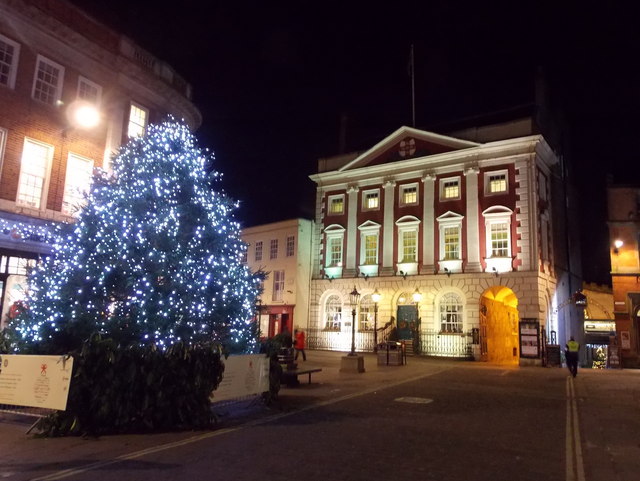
left=372, top=288, right=381, bottom=352
left=349, top=286, right=360, bottom=356
left=412, top=288, right=422, bottom=352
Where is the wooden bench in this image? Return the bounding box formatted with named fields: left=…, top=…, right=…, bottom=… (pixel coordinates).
left=281, top=368, right=322, bottom=386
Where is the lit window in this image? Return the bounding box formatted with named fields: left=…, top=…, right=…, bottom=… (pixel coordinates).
left=328, top=195, right=344, bottom=215
left=362, top=190, right=379, bottom=210
left=32, top=55, right=64, bottom=105
left=7, top=257, right=36, bottom=275
left=240, top=250, right=248, bottom=264
left=328, top=238, right=342, bottom=266
left=0, top=34, right=20, bottom=89
left=286, top=235, right=295, bottom=257
left=440, top=177, right=461, bottom=200
left=324, top=295, right=342, bottom=330
left=443, top=227, right=460, bottom=260
left=77, top=76, right=102, bottom=105
left=272, top=270, right=284, bottom=301
left=324, top=224, right=345, bottom=270
left=62, top=153, right=93, bottom=217
left=270, top=239, right=278, bottom=260
left=359, top=295, right=373, bottom=331
left=396, top=215, right=420, bottom=273
left=488, top=173, right=507, bottom=194
left=255, top=241, right=263, bottom=262
left=16, top=138, right=53, bottom=209
left=401, top=230, right=417, bottom=263
left=363, top=234, right=378, bottom=265
left=439, top=292, right=463, bottom=333
left=127, top=103, right=148, bottom=138
left=490, top=222, right=510, bottom=257
left=400, top=184, right=418, bottom=205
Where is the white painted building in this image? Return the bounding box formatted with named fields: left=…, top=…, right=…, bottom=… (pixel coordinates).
left=241, top=218, right=313, bottom=339
left=307, top=123, right=578, bottom=365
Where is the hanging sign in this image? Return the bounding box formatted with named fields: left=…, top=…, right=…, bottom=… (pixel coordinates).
left=210, top=354, right=269, bottom=402
left=519, top=319, right=540, bottom=358
left=0, top=355, right=73, bottom=410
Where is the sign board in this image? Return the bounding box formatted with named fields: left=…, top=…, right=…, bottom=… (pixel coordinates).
left=0, top=354, right=73, bottom=410
left=519, top=319, right=540, bottom=358
left=620, top=331, right=631, bottom=350
left=210, top=354, right=269, bottom=403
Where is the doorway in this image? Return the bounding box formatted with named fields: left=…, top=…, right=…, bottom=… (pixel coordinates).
left=480, top=286, right=519, bottom=365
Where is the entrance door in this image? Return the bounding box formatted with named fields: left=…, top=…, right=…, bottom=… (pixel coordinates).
left=397, top=305, right=417, bottom=340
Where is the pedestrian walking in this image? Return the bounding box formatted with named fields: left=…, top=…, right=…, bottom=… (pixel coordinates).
left=565, top=336, right=580, bottom=377
left=294, top=328, right=307, bottom=361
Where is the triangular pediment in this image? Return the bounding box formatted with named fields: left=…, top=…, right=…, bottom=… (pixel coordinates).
left=338, top=126, right=479, bottom=172
left=436, top=211, right=464, bottom=222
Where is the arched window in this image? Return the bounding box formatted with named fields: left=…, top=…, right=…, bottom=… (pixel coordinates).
left=325, top=295, right=342, bottom=331
left=439, top=292, right=463, bottom=333
left=359, top=295, right=373, bottom=331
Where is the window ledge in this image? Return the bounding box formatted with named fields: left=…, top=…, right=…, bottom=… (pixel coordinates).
left=484, top=257, right=513, bottom=273
left=396, top=261, right=418, bottom=276
left=438, top=259, right=462, bottom=273
left=359, top=264, right=379, bottom=277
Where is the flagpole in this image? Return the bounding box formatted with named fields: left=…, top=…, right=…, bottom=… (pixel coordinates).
left=410, top=44, right=416, bottom=127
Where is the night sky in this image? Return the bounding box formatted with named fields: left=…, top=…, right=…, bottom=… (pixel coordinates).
left=70, top=0, right=640, bottom=285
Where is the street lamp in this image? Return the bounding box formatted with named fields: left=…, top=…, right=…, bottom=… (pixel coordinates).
left=349, top=286, right=360, bottom=356
left=412, top=288, right=422, bottom=349
left=371, top=288, right=381, bottom=352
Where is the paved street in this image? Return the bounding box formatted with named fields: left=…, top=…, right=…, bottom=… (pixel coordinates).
left=1, top=351, right=640, bottom=481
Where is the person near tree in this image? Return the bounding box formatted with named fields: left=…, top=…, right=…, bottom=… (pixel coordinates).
left=565, top=336, right=580, bottom=377
left=294, top=328, right=306, bottom=361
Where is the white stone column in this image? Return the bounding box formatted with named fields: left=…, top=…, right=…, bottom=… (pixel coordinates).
left=103, top=104, right=125, bottom=172
left=382, top=180, right=396, bottom=275
left=345, top=184, right=359, bottom=276
left=464, top=166, right=482, bottom=272
left=422, top=173, right=435, bottom=273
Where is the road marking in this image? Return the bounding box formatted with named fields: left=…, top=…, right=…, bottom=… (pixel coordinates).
left=566, top=376, right=585, bottom=481
left=395, top=396, right=433, bottom=404
left=30, top=368, right=450, bottom=481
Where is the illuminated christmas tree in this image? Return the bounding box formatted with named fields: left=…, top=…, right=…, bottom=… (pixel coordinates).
left=15, top=119, right=260, bottom=352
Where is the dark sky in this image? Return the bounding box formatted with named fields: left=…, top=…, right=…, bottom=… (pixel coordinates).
left=70, top=0, right=640, bottom=285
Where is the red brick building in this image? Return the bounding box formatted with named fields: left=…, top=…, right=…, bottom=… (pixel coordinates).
left=0, top=0, right=200, bottom=327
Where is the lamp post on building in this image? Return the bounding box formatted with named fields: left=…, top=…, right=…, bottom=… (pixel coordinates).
left=372, top=288, right=381, bottom=352
left=348, top=286, right=360, bottom=356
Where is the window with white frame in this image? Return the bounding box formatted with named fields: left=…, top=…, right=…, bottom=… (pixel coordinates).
left=439, top=292, right=463, bottom=333
left=482, top=206, right=513, bottom=272
left=77, top=76, right=102, bottom=105
left=328, top=194, right=344, bottom=215
left=401, top=230, right=417, bottom=262
left=127, top=103, right=148, bottom=138
left=485, top=170, right=508, bottom=194
left=255, top=241, right=263, bottom=261
left=359, top=295, right=373, bottom=330
left=443, top=226, right=460, bottom=260
left=2, top=256, right=36, bottom=275
left=270, top=239, right=278, bottom=259
left=400, top=183, right=418, bottom=206
left=16, top=138, right=53, bottom=209
left=240, top=250, right=248, bottom=264
left=324, top=295, right=342, bottom=330
left=362, top=189, right=380, bottom=210
left=436, top=212, right=463, bottom=262
left=396, top=216, right=420, bottom=273
left=324, top=225, right=345, bottom=270
left=0, top=34, right=20, bottom=89
left=286, top=235, right=295, bottom=257
left=363, top=234, right=378, bottom=265
left=32, top=55, right=64, bottom=105
left=62, top=153, right=93, bottom=217
left=272, top=270, right=284, bottom=301
left=358, top=221, right=381, bottom=274
left=440, top=177, right=461, bottom=200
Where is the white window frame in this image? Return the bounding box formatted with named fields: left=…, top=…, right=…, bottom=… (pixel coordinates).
left=399, top=183, right=419, bottom=206
left=270, top=239, right=278, bottom=260
left=362, top=189, right=380, bottom=211
left=272, top=270, right=284, bottom=301
left=286, top=235, right=295, bottom=257
left=16, top=137, right=54, bottom=210
left=324, top=294, right=343, bottom=331
left=358, top=220, right=381, bottom=277
left=485, top=169, right=508, bottom=195
left=31, top=54, right=64, bottom=105
left=436, top=211, right=464, bottom=273
left=483, top=206, right=513, bottom=273
left=328, top=194, right=345, bottom=215
left=359, top=295, right=374, bottom=331
left=324, top=224, right=345, bottom=278
left=77, top=76, right=102, bottom=106
left=395, top=215, right=420, bottom=276
left=127, top=102, right=148, bottom=138
left=0, top=127, right=7, bottom=177
left=439, top=176, right=461, bottom=201
left=438, top=292, right=464, bottom=334
left=254, top=241, right=263, bottom=262
left=0, top=33, right=21, bottom=89
left=62, top=153, right=94, bottom=217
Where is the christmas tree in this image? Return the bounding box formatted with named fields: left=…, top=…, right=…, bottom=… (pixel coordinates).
left=14, top=119, right=260, bottom=352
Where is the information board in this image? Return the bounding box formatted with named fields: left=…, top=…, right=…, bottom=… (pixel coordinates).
left=519, top=319, right=540, bottom=358
left=210, top=354, right=269, bottom=402
left=0, top=354, right=73, bottom=410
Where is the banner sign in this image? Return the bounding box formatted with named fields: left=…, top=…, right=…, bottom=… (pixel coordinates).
left=210, top=354, right=269, bottom=402
left=519, top=319, right=540, bottom=358
left=0, top=355, right=73, bottom=410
